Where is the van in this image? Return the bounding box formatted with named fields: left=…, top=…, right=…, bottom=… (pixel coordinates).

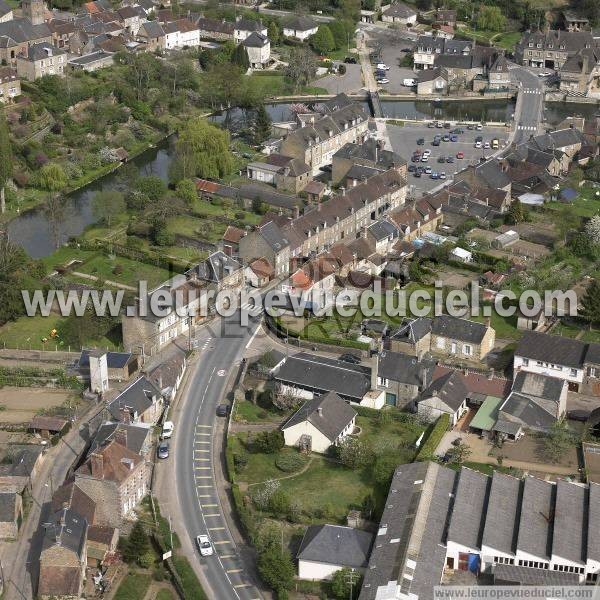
left=161, top=421, right=174, bottom=439
left=402, top=78, right=416, bottom=87
left=491, top=138, right=499, bottom=149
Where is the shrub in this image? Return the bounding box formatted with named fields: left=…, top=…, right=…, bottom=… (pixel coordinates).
left=275, top=451, right=308, bottom=473
left=414, top=414, right=450, bottom=461
left=113, top=264, right=124, bottom=275
left=253, top=430, right=284, bottom=454
left=338, top=64, right=346, bottom=75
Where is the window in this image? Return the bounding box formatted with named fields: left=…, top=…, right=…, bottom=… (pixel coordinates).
left=436, top=337, right=445, bottom=349
left=451, top=342, right=457, bottom=354
left=463, top=345, right=472, bottom=356
left=377, top=376, right=389, bottom=387
left=523, top=358, right=529, bottom=367
left=570, top=368, right=578, bottom=377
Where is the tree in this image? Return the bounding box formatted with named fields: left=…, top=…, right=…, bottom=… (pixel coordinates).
left=337, top=437, right=372, bottom=469
left=581, top=279, right=600, bottom=326
left=285, top=47, right=318, bottom=92
left=136, top=175, right=167, bottom=202
left=123, top=521, right=150, bottom=564
left=310, top=25, right=335, bottom=54
left=556, top=205, right=581, bottom=243
left=543, top=419, right=577, bottom=463
left=340, top=0, right=360, bottom=22
left=329, top=20, right=351, bottom=50
left=175, top=178, right=197, bottom=206
left=257, top=545, right=295, bottom=597
left=254, top=430, right=285, bottom=453
left=0, top=110, right=12, bottom=214
left=331, top=567, right=362, bottom=600
left=273, top=385, right=302, bottom=411
left=254, top=104, right=272, bottom=145
left=44, top=194, right=66, bottom=249
left=174, top=118, right=234, bottom=180
left=231, top=43, right=250, bottom=70
left=506, top=198, right=525, bottom=225
left=267, top=20, right=280, bottom=44
left=477, top=6, right=506, bottom=31
left=586, top=214, right=600, bottom=245
left=36, top=163, right=67, bottom=191
left=447, top=442, right=472, bottom=465
left=92, top=190, right=125, bottom=228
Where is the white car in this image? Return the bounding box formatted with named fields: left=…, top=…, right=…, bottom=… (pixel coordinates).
left=422, top=150, right=431, bottom=158
left=539, top=71, right=552, bottom=77
left=402, top=78, right=416, bottom=87
left=377, top=78, right=390, bottom=84
left=197, top=534, right=213, bottom=557
left=474, top=141, right=482, bottom=148
left=161, top=421, right=174, bottom=439
left=376, top=63, right=390, bottom=70
left=484, top=141, right=491, bottom=149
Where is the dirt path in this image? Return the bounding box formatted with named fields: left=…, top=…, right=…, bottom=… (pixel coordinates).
left=229, top=420, right=283, bottom=433
left=71, top=271, right=137, bottom=291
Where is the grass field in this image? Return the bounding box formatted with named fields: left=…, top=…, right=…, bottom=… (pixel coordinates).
left=114, top=572, right=151, bottom=600
left=247, top=74, right=328, bottom=98
left=233, top=400, right=286, bottom=424
left=546, top=186, right=600, bottom=218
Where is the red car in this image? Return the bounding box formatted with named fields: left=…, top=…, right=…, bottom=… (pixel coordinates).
left=456, top=151, right=465, bottom=159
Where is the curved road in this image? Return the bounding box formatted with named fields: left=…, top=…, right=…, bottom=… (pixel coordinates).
left=173, top=311, right=263, bottom=600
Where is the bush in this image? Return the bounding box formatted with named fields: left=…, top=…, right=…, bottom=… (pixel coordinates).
left=414, top=414, right=450, bottom=461
left=253, top=430, right=284, bottom=454
left=275, top=451, right=308, bottom=473
left=338, top=64, right=346, bottom=75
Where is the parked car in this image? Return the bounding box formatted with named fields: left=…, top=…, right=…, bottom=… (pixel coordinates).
left=476, top=123, right=483, bottom=130
left=567, top=409, right=590, bottom=422
left=475, top=135, right=483, bottom=142
left=377, top=78, right=390, bottom=84
left=437, top=156, right=446, bottom=163
left=446, top=156, right=455, bottom=163
left=450, top=134, right=458, bottom=142
left=197, top=535, right=214, bottom=557
left=436, top=121, right=444, bottom=128
left=339, top=353, right=361, bottom=364
left=484, top=141, right=491, bottom=149
left=430, top=172, right=438, bottom=179
left=417, top=138, right=425, bottom=145
left=432, top=139, right=440, bottom=146
left=161, top=421, right=174, bottom=439
left=376, top=63, right=390, bottom=70
left=216, top=404, right=230, bottom=417
left=413, top=170, right=421, bottom=177
left=456, top=151, right=464, bottom=159
left=443, top=122, right=451, bottom=129
left=539, top=70, right=552, bottom=77
left=411, top=155, right=419, bottom=162
left=408, top=164, right=416, bottom=172
left=491, top=138, right=499, bottom=149
left=157, top=442, right=169, bottom=459
left=474, top=140, right=482, bottom=148
left=442, top=135, right=450, bottom=142
left=344, top=56, right=357, bottom=64
left=422, top=150, right=431, bottom=158
left=402, top=78, right=416, bottom=86
left=424, top=166, right=432, bottom=174
left=428, top=122, right=436, bottom=128
left=439, top=172, right=447, bottom=179
left=467, top=124, right=474, bottom=130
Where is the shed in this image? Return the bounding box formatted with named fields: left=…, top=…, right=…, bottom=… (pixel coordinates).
left=30, top=416, right=69, bottom=438
left=450, top=247, right=473, bottom=263
left=518, top=193, right=545, bottom=206
left=492, top=230, right=519, bottom=249
left=469, top=396, right=503, bottom=433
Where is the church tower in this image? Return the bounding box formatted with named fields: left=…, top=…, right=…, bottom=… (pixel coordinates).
left=22, top=0, right=46, bottom=26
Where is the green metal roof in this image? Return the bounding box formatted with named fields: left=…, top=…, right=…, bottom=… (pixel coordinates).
left=470, top=396, right=503, bottom=432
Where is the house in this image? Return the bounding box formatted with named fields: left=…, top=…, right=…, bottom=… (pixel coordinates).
left=366, top=220, right=399, bottom=255
left=246, top=154, right=311, bottom=193
left=137, top=20, right=165, bottom=50
left=0, top=0, right=12, bottom=23
left=0, top=446, right=44, bottom=494
left=16, top=43, right=67, bottom=80
left=246, top=257, right=274, bottom=287
left=163, top=19, right=200, bottom=49
left=450, top=246, right=473, bottom=263
left=430, top=315, right=495, bottom=361
left=87, top=524, right=119, bottom=566
left=0, top=491, right=22, bottom=539
left=280, top=96, right=369, bottom=172
left=75, top=439, right=147, bottom=526
left=381, top=2, right=417, bottom=26
left=413, top=36, right=472, bottom=70
left=386, top=317, right=432, bottom=358
left=78, top=349, right=137, bottom=382
left=0, top=11, right=53, bottom=67
left=38, top=508, right=87, bottom=600
left=68, top=50, right=114, bottom=72
left=117, top=5, right=145, bottom=35
left=282, top=15, right=317, bottom=41
left=281, top=391, right=357, bottom=453
left=52, top=482, right=97, bottom=525
left=435, top=9, right=457, bottom=27
left=239, top=220, right=290, bottom=278
left=418, top=370, right=469, bottom=425
left=30, top=415, right=69, bottom=438
left=145, top=347, right=187, bottom=403
left=416, top=67, right=448, bottom=95
left=331, top=138, right=407, bottom=186
left=222, top=225, right=245, bottom=257
left=297, top=524, right=374, bottom=580
left=196, top=17, right=234, bottom=40
left=275, top=352, right=374, bottom=404
left=233, top=17, right=267, bottom=43
left=89, top=422, right=153, bottom=458
left=376, top=350, right=435, bottom=409
left=0, top=67, right=20, bottom=102
left=106, top=376, right=163, bottom=425
left=242, top=31, right=270, bottom=69
left=187, top=250, right=244, bottom=291
left=561, top=11, right=589, bottom=32
left=359, top=463, right=600, bottom=600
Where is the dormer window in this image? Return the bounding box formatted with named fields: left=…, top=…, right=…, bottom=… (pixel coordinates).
left=560, top=43, right=565, bottom=49
left=548, top=43, right=553, bottom=48
left=536, top=43, right=542, bottom=48
left=528, top=42, right=533, bottom=47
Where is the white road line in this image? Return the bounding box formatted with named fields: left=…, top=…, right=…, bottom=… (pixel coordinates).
left=196, top=425, right=212, bottom=429
left=227, top=569, right=242, bottom=574
left=202, top=503, right=219, bottom=508
left=213, top=540, right=233, bottom=545
left=204, top=513, right=220, bottom=517
left=209, top=527, right=226, bottom=531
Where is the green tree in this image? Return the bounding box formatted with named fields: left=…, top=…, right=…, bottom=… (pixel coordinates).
left=310, top=25, right=335, bottom=54
left=340, top=0, right=360, bottom=22
left=175, top=178, right=197, bottom=206
left=447, top=442, right=472, bottom=465
left=556, top=204, right=581, bottom=243
left=254, top=430, right=284, bottom=454
left=581, top=279, right=600, bottom=326
left=477, top=5, right=506, bottom=31
left=331, top=567, right=362, bottom=600
left=543, top=419, right=577, bottom=463
left=92, top=190, right=125, bottom=228
left=373, top=452, right=401, bottom=485
left=174, top=118, right=234, bottom=180
left=123, top=521, right=150, bottom=564
left=337, top=437, right=372, bottom=469
left=257, top=545, right=295, bottom=597
left=254, top=104, right=272, bottom=145
left=267, top=20, right=280, bottom=43
left=285, top=47, right=319, bottom=92
left=136, top=175, right=167, bottom=202
left=231, top=43, right=250, bottom=70
left=329, top=20, right=351, bottom=50
left=0, top=110, right=12, bottom=214
left=36, top=163, right=67, bottom=191
left=506, top=198, right=525, bottom=224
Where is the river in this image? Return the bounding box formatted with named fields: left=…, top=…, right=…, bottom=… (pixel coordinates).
left=8, top=98, right=597, bottom=259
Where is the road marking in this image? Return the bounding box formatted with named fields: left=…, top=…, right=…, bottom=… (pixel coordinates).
left=195, top=441, right=211, bottom=445
left=209, top=527, right=226, bottom=531
left=194, top=458, right=210, bottom=462
left=202, top=503, right=219, bottom=508
left=217, top=369, right=226, bottom=376
left=196, top=433, right=212, bottom=437
left=227, top=569, right=242, bottom=574
left=196, top=425, right=212, bottom=429
left=198, top=493, right=214, bottom=497
left=195, top=449, right=210, bottom=453
left=213, top=540, right=232, bottom=545
left=234, top=584, right=250, bottom=589
left=196, top=476, right=213, bottom=479
left=204, top=513, right=220, bottom=517
left=195, top=467, right=211, bottom=470
left=219, top=554, right=235, bottom=559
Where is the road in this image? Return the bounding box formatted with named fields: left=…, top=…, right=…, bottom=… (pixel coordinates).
left=510, top=64, right=545, bottom=145
left=169, top=309, right=264, bottom=600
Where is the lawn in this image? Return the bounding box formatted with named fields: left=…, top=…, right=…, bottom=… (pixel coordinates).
left=247, top=73, right=328, bottom=98
left=552, top=321, right=581, bottom=339
left=357, top=413, right=425, bottom=460
left=0, top=314, right=121, bottom=351
left=113, top=572, right=151, bottom=600
left=233, top=399, right=286, bottom=424
left=156, top=591, right=175, bottom=600
left=458, top=28, right=521, bottom=51
left=191, top=198, right=262, bottom=227
left=472, top=311, right=520, bottom=340
left=545, top=186, right=600, bottom=218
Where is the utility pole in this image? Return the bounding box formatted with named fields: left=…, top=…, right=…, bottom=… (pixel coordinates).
left=346, top=568, right=359, bottom=600
left=168, top=514, right=173, bottom=550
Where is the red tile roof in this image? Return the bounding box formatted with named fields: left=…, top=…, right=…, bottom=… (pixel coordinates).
left=432, top=364, right=511, bottom=398
left=195, top=178, right=220, bottom=193
left=223, top=225, right=245, bottom=244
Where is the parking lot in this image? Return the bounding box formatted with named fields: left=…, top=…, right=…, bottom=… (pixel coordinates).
left=369, top=28, right=416, bottom=94
left=387, top=122, right=510, bottom=195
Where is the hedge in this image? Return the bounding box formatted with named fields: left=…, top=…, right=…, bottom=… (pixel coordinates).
left=172, top=556, right=208, bottom=600
left=225, top=442, right=236, bottom=484
left=414, top=414, right=450, bottom=461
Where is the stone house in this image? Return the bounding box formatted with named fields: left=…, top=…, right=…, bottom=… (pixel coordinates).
left=242, top=31, right=270, bottom=68
left=413, top=36, right=472, bottom=70
left=0, top=491, right=22, bottom=539
left=418, top=370, right=469, bottom=425
left=416, top=67, right=448, bottom=95
left=137, top=20, right=165, bottom=50
left=559, top=50, right=600, bottom=95
left=0, top=15, right=52, bottom=66
left=238, top=220, right=291, bottom=278
left=246, top=153, right=311, bottom=193
left=246, top=257, right=274, bottom=287
left=186, top=250, right=244, bottom=291
left=386, top=317, right=432, bottom=358
left=381, top=2, right=417, bottom=26
left=38, top=508, right=87, bottom=600
left=222, top=225, right=245, bottom=257
left=107, top=376, right=164, bottom=425
left=196, top=17, right=234, bottom=40
left=116, top=5, right=145, bottom=35
left=388, top=198, right=443, bottom=242
left=430, top=315, right=495, bottom=362
left=16, top=43, right=67, bottom=80
left=0, top=446, right=44, bottom=494
left=68, top=50, right=114, bottom=72
left=87, top=525, right=119, bottom=566
left=233, top=17, right=267, bottom=43
left=75, top=440, right=147, bottom=527
left=0, top=67, right=20, bottom=102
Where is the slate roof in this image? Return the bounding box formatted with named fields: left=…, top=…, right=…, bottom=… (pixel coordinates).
left=23, top=42, right=66, bottom=61
left=107, top=376, right=161, bottom=421
left=234, top=18, right=266, bottom=32
left=383, top=2, right=416, bottom=18
left=552, top=479, right=587, bottom=564
left=447, top=467, right=490, bottom=549
left=79, top=349, right=133, bottom=370
left=0, top=18, right=51, bottom=48
left=90, top=422, right=151, bottom=456
left=283, top=15, right=317, bottom=31
left=378, top=351, right=435, bottom=387
left=42, top=507, right=87, bottom=557
left=0, top=446, right=43, bottom=478
left=196, top=17, right=234, bottom=35
left=297, top=524, right=373, bottom=567
left=498, top=392, right=557, bottom=431
left=275, top=352, right=371, bottom=401
left=515, top=330, right=587, bottom=369
left=139, top=20, right=164, bottom=37
left=333, top=139, right=406, bottom=170
left=51, top=482, right=96, bottom=524
left=282, top=391, right=357, bottom=441
left=481, top=471, right=522, bottom=554
left=418, top=66, right=446, bottom=83
left=587, top=483, right=600, bottom=562
left=420, top=370, right=468, bottom=411
left=0, top=0, right=10, bottom=17
left=191, top=251, right=243, bottom=283
left=432, top=365, right=511, bottom=398
left=516, top=476, right=555, bottom=559
left=0, top=491, right=17, bottom=523
left=494, top=564, right=580, bottom=586
left=512, top=371, right=565, bottom=403
left=256, top=220, right=290, bottom=252
left=367, top=219, right=398, bottom=241
left=389, top=317, right=432, bottom=343
left=242, top=31, right=268, bottom=48
left=431, top=314, right=489, bottom=345
left=77, top=439, right=142, bottom=484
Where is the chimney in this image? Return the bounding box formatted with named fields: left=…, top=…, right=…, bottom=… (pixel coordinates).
left=158, top=375, right=163, bottom=391
left=485, top=316, right=491, bottom=328
left=340, top=186, right=345, bottom=196
left=317, top=202, right=321, bottom=212
left=317, top=406, right=323, bottom=416
left=375, top=143, right=378, bottom=164
left=293, top=206, right=300, bottom=218
left=120, top=406, right=132, bottom=424
left=121, top=457, right=135, bottom=470
left=90, top=453, right=104, bottom=479
left=114, top=427, right=128, bottom=448
left=371, top=353, right=379, bottom=390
